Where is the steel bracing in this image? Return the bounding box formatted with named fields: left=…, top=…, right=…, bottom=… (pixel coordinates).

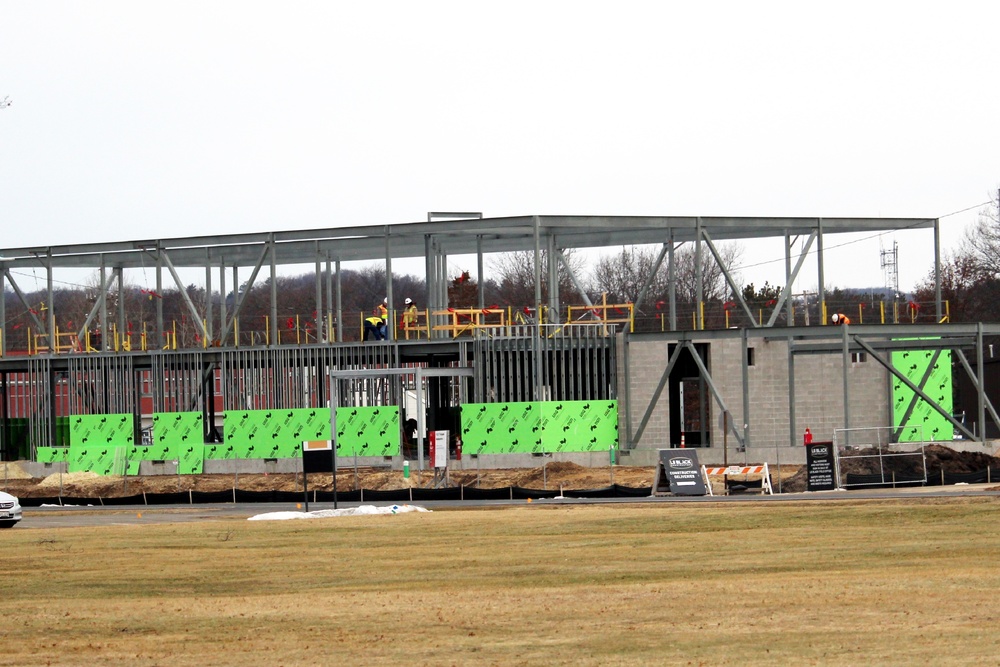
left=0, top=213, right=962, bottom=459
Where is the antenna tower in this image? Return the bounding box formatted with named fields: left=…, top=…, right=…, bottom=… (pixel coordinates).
left=880, top=239, right=899, bottom=302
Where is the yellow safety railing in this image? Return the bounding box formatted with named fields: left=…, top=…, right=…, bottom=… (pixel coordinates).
left=32, top=326, right=82, bottom=355
left=399, top=308, right=429, bottom=339
left=566, top=301, right=634, bottom=332
left=432, top=308, right=506, bottom=338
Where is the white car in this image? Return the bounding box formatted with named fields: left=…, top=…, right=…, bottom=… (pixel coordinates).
left=0, top=491, right=22, bottom=528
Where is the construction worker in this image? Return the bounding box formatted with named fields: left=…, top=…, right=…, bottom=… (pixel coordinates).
left=377, top=298, right=389, bottom=339
left=831, top=313, right=851, bottom=325
left=363, top=314, right=385, bottom=341
left=401, top=297, right=418, bottom=335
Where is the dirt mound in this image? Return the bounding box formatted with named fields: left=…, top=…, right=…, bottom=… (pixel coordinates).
left=2, top=462, right=657, bottom=499
left=12, top=445, right=989, bottom=499
left=511, top=461, right=590, bottom=487
left=0, top=463, right=33, bottom=480
left=36, top=471, right=103, bottom=489
left=923, top=444, right=1000, bottom=473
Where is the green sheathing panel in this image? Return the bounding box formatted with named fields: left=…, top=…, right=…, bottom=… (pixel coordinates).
left=461, top=401, right=619, bottom=454
left=220, top=408, right=332, bottom=460
left=109, top=413, right=206, bottom=475
left=461, top=402, right=543, bottom=454
left=151, top=412, right=204, bottom=474
left=68, top=414, right=134, bottom=474
left=542, top=400, right=619, bottom=452
left=892, top=347, right=953, bottom=442
left=36, top=447, right=69, bottom=463
left=335, top=406, right=400, bottom=457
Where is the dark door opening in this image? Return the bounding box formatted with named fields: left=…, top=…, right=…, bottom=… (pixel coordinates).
left=667, top=344, right=711, bottom=448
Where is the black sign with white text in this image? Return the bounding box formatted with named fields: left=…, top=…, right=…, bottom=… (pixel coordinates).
left=655, top=449, right=707, bottom=496
left=806, top=442, right=837, bottom=492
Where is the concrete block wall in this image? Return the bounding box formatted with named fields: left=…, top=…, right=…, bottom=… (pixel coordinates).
left=622, top=336, right=891, bottom=454
left=622, top=340, right=672, bottom=449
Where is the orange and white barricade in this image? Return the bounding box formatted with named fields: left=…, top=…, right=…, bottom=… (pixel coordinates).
left=700, top=463, right=773, bottom=495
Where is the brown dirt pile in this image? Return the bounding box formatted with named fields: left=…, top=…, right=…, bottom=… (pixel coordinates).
left=1, top=461, right=656, bottom=499
left=4, top=446, right=995, bottom=498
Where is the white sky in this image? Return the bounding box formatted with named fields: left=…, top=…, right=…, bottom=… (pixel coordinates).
left=1, top=1, right=998, bottom=295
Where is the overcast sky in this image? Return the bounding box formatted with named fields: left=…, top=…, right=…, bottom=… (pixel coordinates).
left=1, top=1, right=997, bottom=295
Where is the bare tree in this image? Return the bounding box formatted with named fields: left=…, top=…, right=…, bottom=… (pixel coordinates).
left=962, top=190, right=1000, bottom=277
left=590, top=242, right=743, bottom=306
left=590, top=246, right=663, bottom=304
left=489, top=250, right=586, bottom=307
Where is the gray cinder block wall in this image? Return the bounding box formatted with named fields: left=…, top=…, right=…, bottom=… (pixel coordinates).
left=622, top=336, right=889, bottom=459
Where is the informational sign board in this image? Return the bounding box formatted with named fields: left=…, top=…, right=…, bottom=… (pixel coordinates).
left=429, top=430, right=449, bottom=468
left=653, top=449, right=707, bottom=496
left=302, top=439, right=335, bottom=474
left=806, top=441, right=837, bottom=492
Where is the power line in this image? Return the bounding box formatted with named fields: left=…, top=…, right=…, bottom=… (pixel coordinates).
left=938, top=200, right=991, bottom=219
left=732, top=202, right=991, bottom=274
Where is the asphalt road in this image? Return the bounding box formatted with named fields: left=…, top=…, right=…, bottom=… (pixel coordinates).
left=10, top=483, right=1000, bottom=530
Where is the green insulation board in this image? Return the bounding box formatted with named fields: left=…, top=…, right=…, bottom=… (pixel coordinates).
left=111, top=412, right=207, bottom=475
left=334, top=406, right=400, bottom=457
left=218, top=408, right=332, bottom=460
left=892, top=346, right=953, bottom=442
left=36, top=447, right=69, bottom=463
left=68, top=414, right=134, bottom=474
left=151, top=412, right=204, bottom=474
left=461, top=400, right=619, bottom=454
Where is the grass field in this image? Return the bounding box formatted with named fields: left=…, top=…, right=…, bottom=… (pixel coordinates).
left=3, top=498, right=1000, bottom=666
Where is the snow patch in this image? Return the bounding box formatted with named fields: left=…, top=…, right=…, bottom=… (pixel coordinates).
left=248, top=504, right=430, bottom=521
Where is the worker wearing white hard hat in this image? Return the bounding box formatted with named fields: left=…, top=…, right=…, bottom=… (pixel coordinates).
left=401, top=297, right=418, bottom=336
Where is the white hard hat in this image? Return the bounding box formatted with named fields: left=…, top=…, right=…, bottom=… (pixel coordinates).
left=831, top=314, right=839, bottom=323
left=383, top=297, right=388, bottom=304
left=405, top=297, right=412, bottom=305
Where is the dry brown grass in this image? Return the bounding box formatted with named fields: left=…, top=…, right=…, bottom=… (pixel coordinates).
left=3, top=498, right=1000, bottom=666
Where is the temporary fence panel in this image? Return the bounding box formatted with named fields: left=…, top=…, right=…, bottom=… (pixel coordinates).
left=834, top=426, right=928, bottom=488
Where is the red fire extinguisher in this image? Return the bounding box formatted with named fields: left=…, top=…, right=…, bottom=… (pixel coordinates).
left=804, top=428, right=813, bottom=445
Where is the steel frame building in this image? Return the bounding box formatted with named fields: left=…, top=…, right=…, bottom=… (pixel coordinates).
left=3, top=212, right=993, bottom=465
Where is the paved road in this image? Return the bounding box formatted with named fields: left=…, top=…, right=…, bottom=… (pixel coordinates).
left=11, top=483, right=1000, bottom=530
